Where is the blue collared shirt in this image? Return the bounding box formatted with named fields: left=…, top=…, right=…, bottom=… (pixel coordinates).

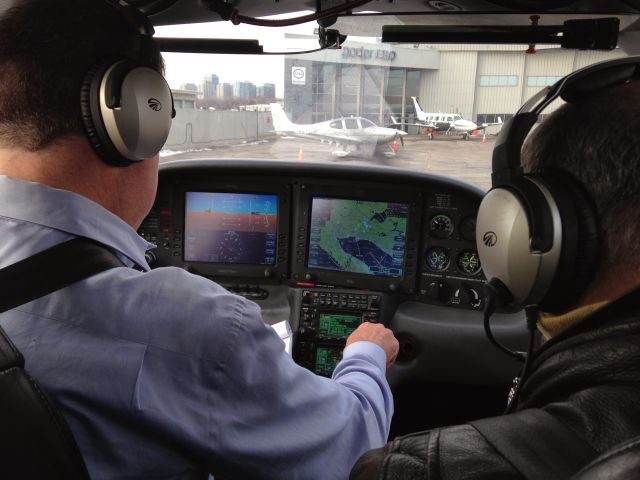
left=0, top=175, right=393, bottom=479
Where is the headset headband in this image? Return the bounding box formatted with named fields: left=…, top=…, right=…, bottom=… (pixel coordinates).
left=104, top=0, right=161, bottom=68
left=491, top=56, right=640, bottom=187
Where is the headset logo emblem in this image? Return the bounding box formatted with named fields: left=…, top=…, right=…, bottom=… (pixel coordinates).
left=483, top=231, right=497, bottom=247
left=147, top=98, right=162, bottom=112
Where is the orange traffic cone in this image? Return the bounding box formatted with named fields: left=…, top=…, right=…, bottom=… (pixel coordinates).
left=298, top=148, right=304, bottom=160
left=482, top=133, right=487, bottom=143
left=392, top=140, right=398, bottom=153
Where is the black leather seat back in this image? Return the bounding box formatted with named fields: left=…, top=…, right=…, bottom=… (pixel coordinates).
left=572, top=435, right=640, bottom=480
left=0, top=326, right=90, bottom=479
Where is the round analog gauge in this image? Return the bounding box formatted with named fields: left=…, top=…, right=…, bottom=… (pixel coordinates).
left=456, top=250, right=482, bottom=275
left=459, top=216, right=477, bottom=242
left=424, top=246, right=450, bottom=272
left=429, top=214, right=454, bottom=239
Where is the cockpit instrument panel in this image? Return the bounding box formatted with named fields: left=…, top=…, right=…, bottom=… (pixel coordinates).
left=184, top=192, right=278, bottom=265
left=307, top=198, right=409, bottom=278
left=139, top=177, right=290, bottom=281
left=140, top=163, right=488, bottom=311
left=291, top=181, right=421, bottom=294
left=419, top=193, right=485, bottom=310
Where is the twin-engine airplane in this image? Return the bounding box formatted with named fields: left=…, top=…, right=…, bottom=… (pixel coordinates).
left=270, top=103, right=406, bottom=157
left=390, top=97, right=502, bottom=140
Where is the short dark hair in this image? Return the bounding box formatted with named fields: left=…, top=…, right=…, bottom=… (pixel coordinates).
left=0, top=0, right=163, bottom=150
left=522, top=80, right=640, bottom=270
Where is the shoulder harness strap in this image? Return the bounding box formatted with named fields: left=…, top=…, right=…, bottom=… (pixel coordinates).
left=0, top=237, right=123, bottom=314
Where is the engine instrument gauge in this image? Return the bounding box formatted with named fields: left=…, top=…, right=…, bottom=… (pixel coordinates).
left=425, top=246, right=450, bottom=272
left=429, top=214, right=454, bottom=239
left=456, top=250, right=481, bottom=275
left=459, top=216, right=477, bottom=242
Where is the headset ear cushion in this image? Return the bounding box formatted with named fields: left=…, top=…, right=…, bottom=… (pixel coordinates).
left=80, top=62, right=135, bottom=167
left=539, top=172, right=599, bottom=311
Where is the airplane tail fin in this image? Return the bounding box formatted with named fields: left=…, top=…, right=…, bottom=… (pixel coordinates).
left=269, top=103, right=297, bottom=133
left=411, top=96, right=426, bottom=118
left=497, top=116, right=503, bottom=124
left=389, top=115, right=400, bottom=125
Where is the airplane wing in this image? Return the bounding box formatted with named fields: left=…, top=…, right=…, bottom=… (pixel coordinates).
left=281, top=129, right=367, bottom=145
left=313, top=132, right=367, bottom=145
left=386, top=116, right=436, bottom=130
left=479, top=116, right=503, bottom=128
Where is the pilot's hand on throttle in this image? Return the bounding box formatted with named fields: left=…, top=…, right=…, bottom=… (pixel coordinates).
left=346, top=322, right=399, bottom=368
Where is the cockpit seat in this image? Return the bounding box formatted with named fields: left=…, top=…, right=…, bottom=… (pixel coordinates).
left=0, top=324, right=89, bottom=479
left=572, top=435, right=640, bottom=480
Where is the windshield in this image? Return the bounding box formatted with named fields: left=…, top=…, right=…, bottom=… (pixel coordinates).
left=157, top=17, right=625, bottom=191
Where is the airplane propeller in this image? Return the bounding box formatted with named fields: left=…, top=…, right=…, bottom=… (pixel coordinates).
left=395, top=131, right=404, bottom=147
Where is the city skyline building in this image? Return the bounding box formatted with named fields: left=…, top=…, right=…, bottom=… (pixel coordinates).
left=199, top=73, right=219, bottom=98
left=216, top=82, right=234, bottom=99
left=258, top=83, right=276, bottom=98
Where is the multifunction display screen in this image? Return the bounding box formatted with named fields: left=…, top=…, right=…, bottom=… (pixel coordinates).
left=315, top=347, right=343, bottom=377
left=184, top=192, right=278, bottom=264
left=318, top=314, right=361, bottom=339
left=307, top=198, right=409, bottom=278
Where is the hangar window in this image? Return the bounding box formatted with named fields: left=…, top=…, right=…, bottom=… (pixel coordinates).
left=384, top=68, right=405, bottom=119
left=527, top=76, right=564, bottom=87
left=479, top=75, right=518, bottom=86
left=312, top=63, right=336, bottom=123
left=362, top=66, right=384, bottom=124
left=338, top=65, right=360, bottom=117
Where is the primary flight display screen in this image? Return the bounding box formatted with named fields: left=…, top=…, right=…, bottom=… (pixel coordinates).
left=307, top=198, right=409, bottom=278
left=184, top=192, right=278, bottom=264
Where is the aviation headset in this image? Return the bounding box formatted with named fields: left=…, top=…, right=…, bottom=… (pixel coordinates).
left=477, top=55, right=640, bottom=313
left=80, top=1, right=175, bottom=167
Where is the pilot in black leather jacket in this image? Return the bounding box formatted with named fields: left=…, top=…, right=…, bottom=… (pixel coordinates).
left=350, top=286, right=640, bottom=479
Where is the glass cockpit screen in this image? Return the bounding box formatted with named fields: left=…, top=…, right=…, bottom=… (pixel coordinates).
left=318, top=313, right=362, bottom=339
left=307, top=198, right=409, bottom=278
left=184, top=192, right=278, bottom=264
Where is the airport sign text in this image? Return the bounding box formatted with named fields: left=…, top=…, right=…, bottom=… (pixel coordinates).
left=341, top=46, right=397, bottom=61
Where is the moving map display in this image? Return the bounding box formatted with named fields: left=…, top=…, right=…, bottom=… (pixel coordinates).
left=307, top=198, right=409, bottom=278
left=184, top=192, right=278, bottom=264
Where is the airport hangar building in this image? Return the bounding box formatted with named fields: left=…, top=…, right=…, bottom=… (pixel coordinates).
left=284, top=41, right=621, bottom=131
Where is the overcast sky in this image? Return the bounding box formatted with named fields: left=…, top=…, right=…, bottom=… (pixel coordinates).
left=155, top=18, right=318, bottom=97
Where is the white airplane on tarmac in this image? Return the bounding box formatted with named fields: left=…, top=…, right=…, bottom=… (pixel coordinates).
left=270, top=103, right=407, bottom=157
left=390, top=96, right=502, bottom=140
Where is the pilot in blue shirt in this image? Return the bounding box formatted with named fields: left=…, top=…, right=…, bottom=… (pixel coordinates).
left=0, top=173, right=396, bottom=479
left=0, top=0, right=399, bottom=478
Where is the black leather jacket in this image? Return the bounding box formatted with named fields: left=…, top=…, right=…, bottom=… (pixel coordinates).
left=351, top=287, right=640, bottom=480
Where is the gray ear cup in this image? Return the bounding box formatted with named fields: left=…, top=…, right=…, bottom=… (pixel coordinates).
left=477, top=171, right=598, bottom=312
left=81, top=62, right=126, bottom=166
left=80, top=60, right=174, bottom=167
left=476, top=178, right=563, bottom=307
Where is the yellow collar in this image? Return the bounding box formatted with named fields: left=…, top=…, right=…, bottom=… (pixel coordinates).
left=538, top=301, right=609, bottom=340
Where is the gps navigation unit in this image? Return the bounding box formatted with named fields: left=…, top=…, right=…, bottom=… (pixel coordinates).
left=307, top=198, right=409, bottom=278
left=184, top=192, right=278, bottom=265
left=292, top=184, right=420, bottom=293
